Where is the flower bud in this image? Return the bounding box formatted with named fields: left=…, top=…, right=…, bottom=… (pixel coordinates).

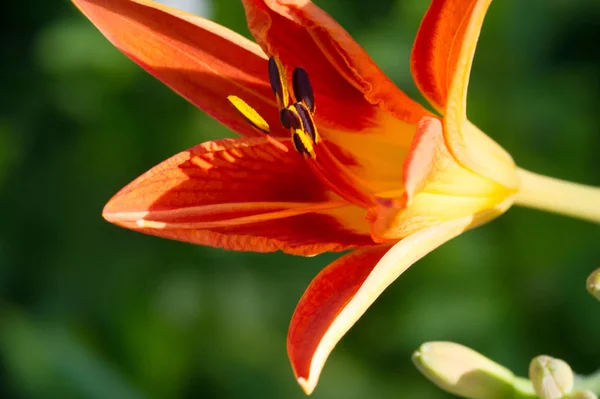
left=412, top=341, right=516, bottom=399
left=529, top=355, right=574, bottom=399
left=587, top=268, right=600, bottom=300
left=568, top=391, right=598, bottom=399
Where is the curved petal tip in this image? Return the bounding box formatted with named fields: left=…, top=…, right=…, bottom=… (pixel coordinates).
left=287, top=216, right=475, bottom=394
left=297, top=377, right=315, bottom=396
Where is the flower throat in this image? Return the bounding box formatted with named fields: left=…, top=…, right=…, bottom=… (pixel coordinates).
left=227, top=57, right=394, bottom=210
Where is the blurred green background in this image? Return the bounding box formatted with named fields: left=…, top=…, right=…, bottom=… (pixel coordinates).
left=1, top=0, right=599, bottom=398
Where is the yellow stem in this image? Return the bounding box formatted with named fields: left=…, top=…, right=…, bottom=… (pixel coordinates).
left=514, top=168, right=600, bottom=223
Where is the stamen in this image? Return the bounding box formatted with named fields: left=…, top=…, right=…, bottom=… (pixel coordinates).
left=292, top=67, right=315, bottom=114
left=227, top=95, right=288, bottom=153
left=280, top=108, right=301, bottom=130
left=292, top=130, right=315, bottom=158
left=293, top=102, right=319, bottom=144
left=227, top=95, right=270, bottom=133
left=285, top=103, right=317, bottom=159
left=268, top=57, right=290, bottom=109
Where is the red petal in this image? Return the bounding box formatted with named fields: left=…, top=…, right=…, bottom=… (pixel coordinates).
left=288, top=244, right=391, bottom=392
left=72, top=0, right=287, bottom=137
left=288, top=216, right=476, bottom=394
left=411, top=0, right=482, bottom=111
left=411, top=0, right=519, bottom=189
left=242, top=0, right=429, bottom=131
left=103, top=137, right=374, bottom=255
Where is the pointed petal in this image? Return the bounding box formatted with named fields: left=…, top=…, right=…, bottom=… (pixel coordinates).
left=411, top=0, right=478, bottom=111
left=103, top=137, right=374, bottom=255
left=288, top=216, right=476, bottom=394
left=411, top=0, right=518, bottom=189
left=241, top=0, right=429, bottom=130
left=441, top=1, right=518, bottom=190
left=72, top=0, right=288, bottom=137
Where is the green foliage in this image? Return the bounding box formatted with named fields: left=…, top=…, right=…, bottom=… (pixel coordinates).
left=1, top=0, right=599, bottom=398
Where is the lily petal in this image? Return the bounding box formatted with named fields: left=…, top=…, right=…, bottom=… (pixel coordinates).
left=72, top=0, right=288, bottom=137
left=241, top=0, right=429, bottom=129
left=411, top=0, right=477, bottom=112
left=411, top=0, right=518, bottom=189
left=103, top=137, right=374, bottom=255
left=288, top=216, right=477, bottom=394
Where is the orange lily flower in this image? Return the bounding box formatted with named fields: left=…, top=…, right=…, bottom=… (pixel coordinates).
left=72, top=0, right=600, bottom=394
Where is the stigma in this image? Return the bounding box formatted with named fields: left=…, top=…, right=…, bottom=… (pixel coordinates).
left=227, top=57, right=390, bottom=210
